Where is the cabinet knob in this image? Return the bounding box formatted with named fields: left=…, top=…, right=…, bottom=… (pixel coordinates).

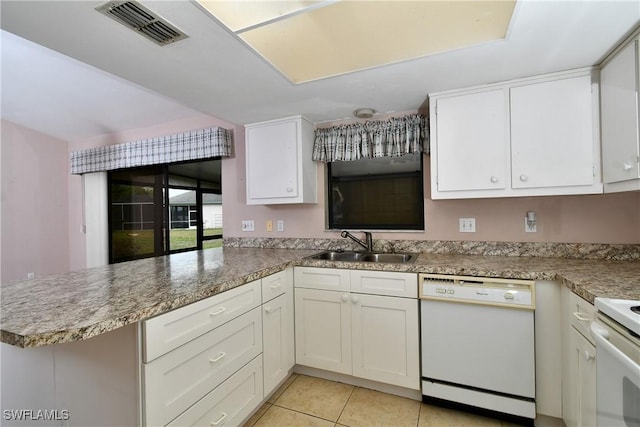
left=264, top=306, right=272, bottom=314
left=583, top=350, right=595, bottom=362
left=520, top=174, right=528, bottom=182
left=623, top=163, right=633, bottom=171
left=351, top=295, right=359, bottom=304
left=490, top=176, right=498, bottom=183
left=341, top=294, right=349, bottom=303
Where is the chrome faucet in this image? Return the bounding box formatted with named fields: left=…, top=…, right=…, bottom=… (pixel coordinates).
left=340, top=231, right=373, bottom=252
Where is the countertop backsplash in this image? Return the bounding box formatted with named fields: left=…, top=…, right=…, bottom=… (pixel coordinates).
left=223, top=237, right=640, bottom=261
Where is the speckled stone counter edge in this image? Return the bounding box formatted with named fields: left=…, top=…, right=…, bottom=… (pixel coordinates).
left=224, top=237, right=640, bottom=261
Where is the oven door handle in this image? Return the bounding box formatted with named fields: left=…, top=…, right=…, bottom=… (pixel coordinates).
left=590, top=321, right=639, bottom=373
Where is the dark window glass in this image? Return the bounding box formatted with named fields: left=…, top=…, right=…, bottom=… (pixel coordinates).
left=108, top=160, right=224, bottom=263
left=327, top=154, right=424, bottom=230
left=109, top=167, right=165, bottom=263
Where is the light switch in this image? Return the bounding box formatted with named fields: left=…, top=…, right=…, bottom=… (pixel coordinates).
left=459, top=218, right=476, bottom=233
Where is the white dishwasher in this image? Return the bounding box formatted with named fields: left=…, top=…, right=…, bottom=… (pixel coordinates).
left=419, top=274, right=536, bottom=424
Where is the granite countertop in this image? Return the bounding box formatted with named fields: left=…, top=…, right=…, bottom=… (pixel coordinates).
left=2, top=247, right=638, bottom=348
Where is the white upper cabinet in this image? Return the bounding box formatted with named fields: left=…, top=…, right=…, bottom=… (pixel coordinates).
left=600, top=34, right=640, bottom=193
left=430, top=69, right=602, bottom=199
left=434, top=89, right=509, bottom=193
left=245, top=115, right=317, bottom=204
left=511, top=75, right=595, bottom=189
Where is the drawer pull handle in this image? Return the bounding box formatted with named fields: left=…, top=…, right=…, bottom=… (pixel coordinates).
left=209, top=352, right=226, bottom=363
left=210, top=412, right=227, bottom=426
left=265, top=306, right=272, bottom=314
left=210, top=307, right=226, bottom=316
left=572, top=311, right=590, bottom=322
left=270, top=284, right=282, bottom=290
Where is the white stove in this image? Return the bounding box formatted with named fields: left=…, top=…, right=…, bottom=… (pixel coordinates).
left=591, top=297, right=640, bottom=427
left=594, top=297, right=640, bottom=335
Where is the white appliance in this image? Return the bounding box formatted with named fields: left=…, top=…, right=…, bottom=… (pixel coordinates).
left=590, top=298, right=640, bottom=427
left=419, top=274, right=536, bottom=424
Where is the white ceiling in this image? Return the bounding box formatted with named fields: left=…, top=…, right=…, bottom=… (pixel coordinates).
left=1, top=1, right=639, bottom=142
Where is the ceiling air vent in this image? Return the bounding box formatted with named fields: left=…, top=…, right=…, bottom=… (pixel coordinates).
left=96, top=1, right=188, bottom=46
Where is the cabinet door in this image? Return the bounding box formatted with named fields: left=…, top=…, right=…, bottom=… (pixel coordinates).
left=601, top=38, right=640, bottom=185
left=569, top=327, right=597, bottom=427
left=294, top=288, right=351, bottom=374
left=262, top=293, right=294, bottom=397
left=246, top=118, right=299, bottom=201
left=433, top=89, right=509, bottom=193
left=510, top=75, right=596, bottom=190
left=351, top=294, right=419, bottom=390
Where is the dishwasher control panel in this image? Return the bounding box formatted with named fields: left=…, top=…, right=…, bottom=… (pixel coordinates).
left=419, top=274, right=535, bottom=309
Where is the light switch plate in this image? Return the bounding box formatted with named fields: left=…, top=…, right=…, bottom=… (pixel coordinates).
left=459, top=218, right=476, bottom=233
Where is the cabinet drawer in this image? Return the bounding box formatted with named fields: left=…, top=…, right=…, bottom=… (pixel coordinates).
left=143, top=280, right=261, bottom=362
left=350, top=270, right=417, bottom=298
left=262, top=270, right=287, bottom=303
left=568, top=292, right=596, bottom=343
left=143, top=307, right=263, bottom=426
left=294, top=267, right=350, bottom=292
left=167, top=355, right=264, bottom=427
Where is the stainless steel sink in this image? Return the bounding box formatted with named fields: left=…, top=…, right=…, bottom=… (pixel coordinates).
left=307, top=251, right=418, bottom=263
left=359, top=253, right=417, bottom=263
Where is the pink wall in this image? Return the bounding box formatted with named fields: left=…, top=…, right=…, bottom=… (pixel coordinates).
left=1, top=120, right=70, bottom=282
left=3, top=107, right=638, bottom=282
left=223, top=114, right=640, bottom=244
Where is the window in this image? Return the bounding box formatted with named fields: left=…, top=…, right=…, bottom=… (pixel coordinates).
left=327, top=153, right=424, bottom=230
left=108, top=159, right=222, bottom=263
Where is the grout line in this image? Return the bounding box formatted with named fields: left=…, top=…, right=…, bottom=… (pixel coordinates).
left=334, top=385, right=357, bottom=425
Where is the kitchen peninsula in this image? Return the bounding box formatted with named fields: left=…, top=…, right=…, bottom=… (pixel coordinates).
left=1, top=245, right=639, bottom=426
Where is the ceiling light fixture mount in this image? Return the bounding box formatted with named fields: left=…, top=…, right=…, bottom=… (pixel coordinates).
left=353, top=108, right=376, bottom=119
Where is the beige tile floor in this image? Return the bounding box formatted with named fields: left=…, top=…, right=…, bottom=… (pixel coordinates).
left=243, top=374, right=520, bottom=427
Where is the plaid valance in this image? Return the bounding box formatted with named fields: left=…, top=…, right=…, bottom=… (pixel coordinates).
left=312, top=114, right=428, bottom=162
left=70, top=126, right=233, bottom=174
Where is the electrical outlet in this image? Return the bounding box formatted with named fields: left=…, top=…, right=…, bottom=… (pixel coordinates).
left=276, top=220, right=284, bottom=232
left=241, top=220, right=255, bottom=232
left=525, top=217, right=537, bottom=233
left=266, top=220, right=273, bottom=232
left=459, top=217, right=476, bottom=233
left=27, top=272, right=35, bottom=280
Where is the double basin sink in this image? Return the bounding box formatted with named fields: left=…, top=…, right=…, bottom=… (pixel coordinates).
left=307, top=250, right=418, bottom=264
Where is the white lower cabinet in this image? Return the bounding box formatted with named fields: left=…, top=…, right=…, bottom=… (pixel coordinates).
left=295, top=287, right=352, bottom=374
left=167, top=355, right=264, bottom=427
left=143, top=307, right=263, bottom=426
left=351, top=293, right=419, bottom=389
left=140, top=268, right=295, bottom=426
left=294, top=267, right=420, bottom=390
left=262, top=290, right=295, bottom=396
left=562, top=286, right=597, bottom=427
